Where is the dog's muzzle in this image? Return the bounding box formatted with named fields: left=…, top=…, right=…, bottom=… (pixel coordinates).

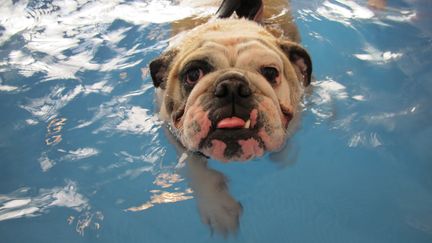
left=214, top=74, right=251, bottom=100
left=179, top=70, right=288, bottom=162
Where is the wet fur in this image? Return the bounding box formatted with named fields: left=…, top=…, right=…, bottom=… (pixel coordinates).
left=149, top=0, right=312, bottom=235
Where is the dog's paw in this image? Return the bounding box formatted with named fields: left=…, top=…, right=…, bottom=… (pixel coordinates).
left=197, top=190, right=243, bottom=236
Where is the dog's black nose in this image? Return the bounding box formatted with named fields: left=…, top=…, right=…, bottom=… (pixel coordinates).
left=214, top=79, right=251, bottom=99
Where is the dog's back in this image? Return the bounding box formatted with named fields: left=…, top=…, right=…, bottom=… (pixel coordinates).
left=171, top=0, right=300, bottom=42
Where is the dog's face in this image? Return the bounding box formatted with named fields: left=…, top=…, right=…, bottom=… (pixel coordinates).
left=150, top=19, right=312, bottom=162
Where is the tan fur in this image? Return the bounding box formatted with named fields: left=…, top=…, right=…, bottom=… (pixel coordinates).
left=161, top=18, right=305, bottom=128
left=150, top=0, right=312, bottom=161
left=149, top=0, right=313, bottom=234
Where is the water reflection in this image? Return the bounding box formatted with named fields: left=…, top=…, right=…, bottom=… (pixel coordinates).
left=0, top=79, right=19, bottom=92
left=116, top=106, right=161, bottom=134
left=20, top=85, right=82, bottom=122
left=45, top=117, right=66, bottom=146
left=308, top=78, right=349, bottom=121
left=364, top=105, right=419, bottom=131
left=0, top=0, right=431, bottom=241
left=299, top=0, right=431, bottom=155
left=354, top=46, right=403, bottom=64
left=0, top=181, right=89, bottom=221
left=0, top=0, right=190, bottom=82
left=317, top=0, right=375, bottom=26
left=126, top=172, right=194, bottom=212
left=310, top=0, right=416, bottom=27
left=308, top=75, right=421, bottom=148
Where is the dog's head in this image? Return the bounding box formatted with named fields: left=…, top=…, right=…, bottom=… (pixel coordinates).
left=150, top=19, right=312, bottom=162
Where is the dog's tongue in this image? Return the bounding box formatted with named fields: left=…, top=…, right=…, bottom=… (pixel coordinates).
left=217, top=117, right=245, bottom=129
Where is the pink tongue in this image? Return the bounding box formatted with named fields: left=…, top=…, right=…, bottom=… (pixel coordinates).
left=217, top=117, right=245, bottom=129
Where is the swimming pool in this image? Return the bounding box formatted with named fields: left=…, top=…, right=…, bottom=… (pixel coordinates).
left=0, top=0, right=431, bottom=242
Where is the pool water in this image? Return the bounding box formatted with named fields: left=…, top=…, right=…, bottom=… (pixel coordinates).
left=1, top=0, right=431, bottom=242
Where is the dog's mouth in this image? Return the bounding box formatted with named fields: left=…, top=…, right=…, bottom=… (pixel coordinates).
left=171, top=93, right=293, bottom=161
left=216, top=116, right=250, bottom=129
left=213, top=105, right=259, bottom=130
left=194, top=107, right=266, bottom=161
left=206, top=104, right=259, bottom=134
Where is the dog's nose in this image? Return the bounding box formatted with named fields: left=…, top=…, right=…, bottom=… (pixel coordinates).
left=214, top=79, right=251, bottom=99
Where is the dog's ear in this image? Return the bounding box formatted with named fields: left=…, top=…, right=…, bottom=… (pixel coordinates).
left=279, top=41, right=312, bottom=86
left=149, top=49, right=178, bottom=89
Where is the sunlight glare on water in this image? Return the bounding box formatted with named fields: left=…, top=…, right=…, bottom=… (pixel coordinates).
left=1, top=0, right=431, bottom=242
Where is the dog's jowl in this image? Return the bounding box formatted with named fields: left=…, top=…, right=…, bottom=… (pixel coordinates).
left=150, top=6, right=312, bottom=162
left=149, top=0, right=313, bottom=235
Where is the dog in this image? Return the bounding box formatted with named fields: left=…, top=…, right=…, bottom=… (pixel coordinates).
left=149, top=0, right=312, bottom=235
left=150, top=0, right=312, bottom=162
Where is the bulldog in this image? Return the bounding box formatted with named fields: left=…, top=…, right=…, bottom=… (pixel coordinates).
left=148, top=0, right=312, bottom=235
left=150, top=0, right=312, bottom=162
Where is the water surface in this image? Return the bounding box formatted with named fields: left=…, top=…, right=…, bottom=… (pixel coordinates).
left=0, top=0, right=431, bottom=242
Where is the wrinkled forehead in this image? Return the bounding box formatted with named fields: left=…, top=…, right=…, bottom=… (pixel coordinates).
left=179, top=37, right=283, bottom=68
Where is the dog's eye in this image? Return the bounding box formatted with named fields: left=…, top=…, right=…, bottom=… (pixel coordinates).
left=260, top=67, right=280, bottom=84
left=180, top=60, right=213, bottom=88
left=184, top=68, right=204, bottom=85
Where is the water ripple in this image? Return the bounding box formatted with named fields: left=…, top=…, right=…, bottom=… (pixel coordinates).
left=0, top=181, right=88, bottom=222
left=20, top=84, right=82, bottom=122
left=1, top=0, right=206, bottom=82
left=298, top=0, right=417, bottom=28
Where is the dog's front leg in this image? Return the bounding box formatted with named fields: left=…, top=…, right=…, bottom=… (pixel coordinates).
left=163, top=126, right=243, bottom=235
left=186, top=153, right=243, bottom=236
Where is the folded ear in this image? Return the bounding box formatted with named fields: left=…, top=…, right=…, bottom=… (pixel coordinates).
left=279, top=41, right=313, bottom=86
left=149, top=49, right=178, bottom=89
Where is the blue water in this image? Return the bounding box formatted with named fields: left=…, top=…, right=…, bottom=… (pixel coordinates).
left=1, top=0, right=431, bottom=242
